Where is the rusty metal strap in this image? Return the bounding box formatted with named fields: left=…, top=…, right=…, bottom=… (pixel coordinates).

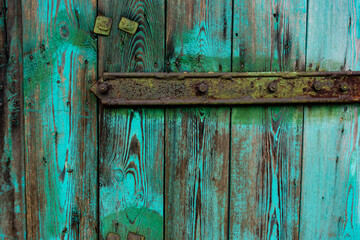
left=90, top=72, right=360, bottom=106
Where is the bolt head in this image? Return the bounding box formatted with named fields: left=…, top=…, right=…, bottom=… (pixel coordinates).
left=268, top=82, right=278, bottom=92
left=198, top=83, right=208, bottom=93
left=340, top=82, right=349, bottom=92
left=98, top=83, right=108, bottom=93
left=314, top=81, right=322, bottom=91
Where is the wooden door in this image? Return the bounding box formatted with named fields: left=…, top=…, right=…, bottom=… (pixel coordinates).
left=0, top=0, right=360, bottom=239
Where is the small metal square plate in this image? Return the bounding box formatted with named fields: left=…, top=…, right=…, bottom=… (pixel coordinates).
left=107, top=233, right=120, bottom=240
left=119, top=17, right=139, bottom=35
left=128, top=232, right=145, bottom=240
left=94, top=16, right=112, bottom=36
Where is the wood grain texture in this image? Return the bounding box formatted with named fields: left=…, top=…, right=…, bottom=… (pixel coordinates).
left=306, top=0, right=360, bottom=71
left=98, top=0, right=165, bottom=74
left=98, top=0, right=165, bottom=239
left=166, top=0, right=232, bottom=72
left=233, top=0, right=307, bottom=72
left=0, top=0, right=25, bottom=239
left=22, top=0, right=98, bottom=239
left=230, top=0, right=306, bottom=239
left=100, top=109, right=164, bottom=239
left=165, top=107, right=230, bottom=240
left=165, top=1, right=231, bottom=239
left=300, top=0, right=360, bottom=238
left=230, top=106, right=303, bottom=239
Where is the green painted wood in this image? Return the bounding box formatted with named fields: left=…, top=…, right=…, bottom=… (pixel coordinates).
left=165, top=1, right=231, bottom=239
left=22, top=0, right=98, bottom=239
left=300, top=0, right=360, bottom=238
left=233, top=0, right=307, bottom=72
left=98, top=0, right=165, bottom=74
left=0, top=0, right=26, bottom=239
left=98, top=0, right=165, bottom=239
left=230, top=0, right=306, bottom=238
left=166, top=0, right=232, bottom=72
left=230, top=106, right=303, bottom=239
left=99, top=109, right=164, bottom=239
left=165, top=107, right=230, bottom=240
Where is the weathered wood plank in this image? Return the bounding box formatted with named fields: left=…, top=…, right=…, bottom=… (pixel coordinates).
left=301, top=106, right=360, bottom=239
left=233, top=0, right=307, bottom=72
left=165, top=0, right=231, bottom=239
left=230, top=106, right=303, bottom=239
left=300, top=0, right=360, bottom=238
left=22, top=0, right=98, bottom=239
left=230, top=0, right=306, bottom=238
left=165, top=107, right=230, bottom=240
left=100, top=109, right=164, bottom=239
left=166, top=0, right=232, bottom=72
left=0, top=0, right=25, bottom=239
left=98, top=0, right=165, bottom=74
left=98, top=0, right=165, bottom=239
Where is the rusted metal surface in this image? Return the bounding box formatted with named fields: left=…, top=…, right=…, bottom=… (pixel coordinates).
left=90, top=72, right=360, bottom=106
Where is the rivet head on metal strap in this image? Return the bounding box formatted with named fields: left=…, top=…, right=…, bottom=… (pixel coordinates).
left=98, top=83, right=109, bottom=94
left=198, top=83, right=208, bottom=93
left=313, top=81, right=323, bottom=91
left=268, top=81, right=278, bottom=92
left=340, top=82, right=349, bottom=92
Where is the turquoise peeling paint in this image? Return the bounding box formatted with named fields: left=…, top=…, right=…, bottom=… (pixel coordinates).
left=22, top=0, right=97, bottom=237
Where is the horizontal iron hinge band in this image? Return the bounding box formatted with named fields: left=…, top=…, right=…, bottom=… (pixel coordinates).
left=90, top=72, right=360, bottom=106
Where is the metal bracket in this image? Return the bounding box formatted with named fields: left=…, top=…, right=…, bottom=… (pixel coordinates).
left=90, top=72, right=360, bottom=106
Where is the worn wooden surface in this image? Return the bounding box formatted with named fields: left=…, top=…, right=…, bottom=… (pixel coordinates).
left=166, top=0, right=232, bottom=72
left=98, top=0, right=165, bottom=239
left=0, top=0, right=25, bottom=239
left=233, top=0, right=306, bottom=72
left=22, top=0, right=98, bottom=239
left=165, top=0, right=231, bottom=239
left=165, top=108, right=230, bottom=240
left=230, top=0, right=306, bottom=239
left=1, top=0, right=360, bottom=239
left=230, top=106, right=303, bottom=239
left=100, top=109, right=164, bottom=239
left=300, top=0, right=360, bottom=238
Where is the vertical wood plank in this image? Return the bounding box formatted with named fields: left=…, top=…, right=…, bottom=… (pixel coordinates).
left=98, top=0, right=165, bottom=239
left=230, top=0, right=306, bottom=239
left=230, top=106, right=303, bottom=239
left=23, top=0, right=98, bottom=239
left=165, top=0, right=231, bottom=239
left=166, top=0, right=232, bottom=72
left=98, top=0, right=165, bottom=74
left=100, top=109, right=164, bottom=239
left=165, top=108, right=230, bottom=240
left=301, top=0, right=360, bottom=238
left=233, top=0, right=307, bottom=72
left=0, top=0, right=25, bottom=239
